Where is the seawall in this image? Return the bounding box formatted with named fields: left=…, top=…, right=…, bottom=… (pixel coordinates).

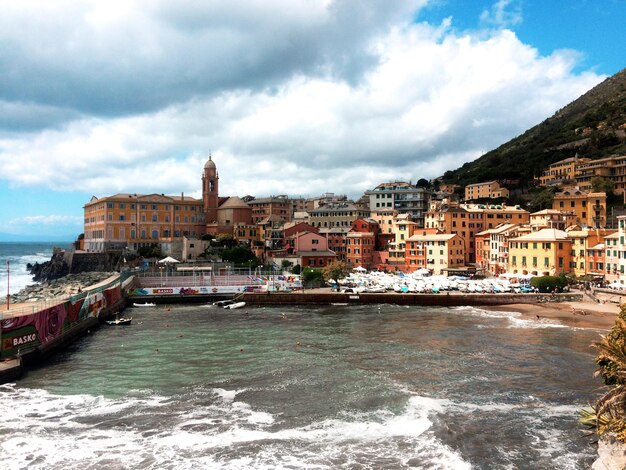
left=128, top=290, right=583, bottom=307
left=0, top=273, right=128, bottom=382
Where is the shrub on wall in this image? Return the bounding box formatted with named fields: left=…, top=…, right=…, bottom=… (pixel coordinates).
left=530, top=274, right=567, bottom=293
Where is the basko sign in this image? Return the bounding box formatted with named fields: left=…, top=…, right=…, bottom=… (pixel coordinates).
left=136, top=286, right=245, bottom=296
left=3, top=333, right=37, bottom=350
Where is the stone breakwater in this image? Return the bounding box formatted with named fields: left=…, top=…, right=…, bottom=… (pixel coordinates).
left=9, top=272, right=118, bottom=304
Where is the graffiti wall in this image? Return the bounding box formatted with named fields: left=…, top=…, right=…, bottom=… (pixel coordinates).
left=129, top=286, right=247, bottom=296
left=1, top=283, right=122, bottom=359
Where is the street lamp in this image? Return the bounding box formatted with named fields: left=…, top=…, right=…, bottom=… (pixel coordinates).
left=159, top=265, right=164, bottom=286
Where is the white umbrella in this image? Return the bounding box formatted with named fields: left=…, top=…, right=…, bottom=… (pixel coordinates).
left=353, top=266, right=367, bottom=272
left=158, top=256, right=180, bottom=264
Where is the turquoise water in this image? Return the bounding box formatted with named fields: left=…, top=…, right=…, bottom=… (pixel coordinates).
left=1, top=303, right=603, bottom=469
left=0, top=242, right=70, bottom=295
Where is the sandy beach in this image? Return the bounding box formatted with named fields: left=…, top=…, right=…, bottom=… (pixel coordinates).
left=484, top=297, right=621, bottom=330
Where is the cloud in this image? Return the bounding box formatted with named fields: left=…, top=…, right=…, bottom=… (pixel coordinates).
left=0, top=1, right=606, bottom=202
left=9, top=215, right=83, bottom=226
left=0, top=0, right=424, bottom=121
left=480, top=0, right=523, bottom=28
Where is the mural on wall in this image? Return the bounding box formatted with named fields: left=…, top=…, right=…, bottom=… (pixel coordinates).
left=1, top=284, right=122, bottom=359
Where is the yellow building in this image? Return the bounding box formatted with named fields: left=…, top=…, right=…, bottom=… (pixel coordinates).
left=537, top=156, right=590, bottom=187
left=405, top=232, right=465, bottom=275
left=464, top=181, right=509, bottom=201
left=388, top=213, right=418, bottom=266
left=552, top=189, right=607, bottom=228
left=575, top=155, right=626, bottom=194
left=83, top=193, right=204, bottom=252
left=508, top=228, right=571, bottom=276
left=529, top=209, right=577, bottom=231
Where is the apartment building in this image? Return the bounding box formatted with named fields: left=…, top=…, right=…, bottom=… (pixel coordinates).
left=425, top=203, right=529, bottom=263
left=248, top=196, right=292, bottom=224
left=575, top=155, right=626, bottom=194
left=604, top=232, right=620, bottom=283
left=566, top=228, right=614, bottom=277
left=537, top=156, right=590, bottom=187
left=345, top=219, right=380, bottom=269
left=529, top=209, right=578, bottom=231
left=83, top=193, right=205, bottom=252
left=404, top=232, right=465, bottom=275
left=508, top=229, right=571, bottom=276
left=552, top=189, right=607, bottom=228
left=308, top=203, right=370, bottom=229
left=320, top=227, right=349, bottom=262
left=387, top=214, right=418, bottom=267
left=365, top=182, right=430, bottom=228
left=475, top=224, right=519, bottom=275
left=464, top=181, right=509, bottom=201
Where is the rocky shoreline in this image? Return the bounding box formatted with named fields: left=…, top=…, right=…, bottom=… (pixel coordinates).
left=10, top=272, right=118, bottom=304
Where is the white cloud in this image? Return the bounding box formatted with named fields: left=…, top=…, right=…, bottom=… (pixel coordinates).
left=0, top=2, right=606, bottom=203
left=480, top=0, right=523, bottom=29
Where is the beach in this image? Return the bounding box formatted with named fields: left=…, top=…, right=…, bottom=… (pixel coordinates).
left=484, top=296, right=620, bottom=330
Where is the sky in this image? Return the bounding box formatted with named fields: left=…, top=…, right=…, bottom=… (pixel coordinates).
left=0, top=0, right=624, bottom=241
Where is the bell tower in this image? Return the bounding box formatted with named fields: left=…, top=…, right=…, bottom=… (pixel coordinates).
left=202, top=155, right=219, bottom=228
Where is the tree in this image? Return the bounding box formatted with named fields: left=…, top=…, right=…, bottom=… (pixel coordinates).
left=221, top=246, right=257, bottom=266
left=138, top=243, right=161, bottom=258
left=216, top=233, right=236, bottom=248
left=528, top=188, right=554, bottom=211
left=591, top=176, right=615, bottom=197
left=302, top=267, right=323, bottom=288
left=416, top=178, right=431, bottom=188
left=322, top=261, right=348, bottom=290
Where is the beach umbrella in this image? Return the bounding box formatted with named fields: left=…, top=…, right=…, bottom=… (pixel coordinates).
left=353, top=266, right=367, bottom=272
left=158, top=256, right=180, bottom=264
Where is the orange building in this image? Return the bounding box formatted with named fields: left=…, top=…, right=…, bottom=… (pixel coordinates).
left=425, top=203, right=529, bottom=263
left=345, top=219, right=380, bottom=269
left=84, top=193, right=204, bottom=252
left=552, top=189, right=607, bottom=228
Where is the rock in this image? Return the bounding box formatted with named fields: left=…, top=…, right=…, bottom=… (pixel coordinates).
left=593, top=434, right=626, bottom=470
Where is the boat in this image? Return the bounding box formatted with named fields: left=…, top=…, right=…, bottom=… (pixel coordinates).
left=133, top=302, right=156, bottom=307
left=106, top=316, right=132, bottom=326
left=213, top=299, right=234, bottom=307
left=224, top=301, right=246, bottom=309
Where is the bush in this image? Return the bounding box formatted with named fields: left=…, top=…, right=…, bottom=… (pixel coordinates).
left=530, top=274, right=567, bottom=293
left=302, top=267, right=323, bottom=288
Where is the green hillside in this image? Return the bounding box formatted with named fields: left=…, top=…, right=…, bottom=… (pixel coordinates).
left=441, top=68, right=626, bottom=188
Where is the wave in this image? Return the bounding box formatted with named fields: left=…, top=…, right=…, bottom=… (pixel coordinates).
left=0, top=384, right=470, bottom=470
left=452, top=306, right=573, bottom=329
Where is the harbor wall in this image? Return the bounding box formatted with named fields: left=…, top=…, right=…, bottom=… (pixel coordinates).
left=239, top=292, right=583, bottom=307
left=1, top=275, right=125, bottom=363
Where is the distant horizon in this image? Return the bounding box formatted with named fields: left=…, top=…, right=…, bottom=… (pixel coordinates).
left=0, top=236, right=75, bottom=244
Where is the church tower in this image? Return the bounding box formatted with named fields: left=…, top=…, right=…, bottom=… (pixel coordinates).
left=202, top=155, right=219, bottom=229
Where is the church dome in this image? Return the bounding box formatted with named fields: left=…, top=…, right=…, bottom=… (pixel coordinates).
left=204, top=155, right=216, bottom=169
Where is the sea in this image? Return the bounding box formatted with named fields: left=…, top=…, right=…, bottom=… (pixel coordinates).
left=0, top=244, right=606, bottom=469
left=0, top=242, right=71, bottom=296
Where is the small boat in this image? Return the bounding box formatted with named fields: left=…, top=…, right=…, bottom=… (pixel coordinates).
left=106, top=317, right=132, bottom=326
left=213, top=299, right=234, bottom=307
left=224, top=301, right=246, bottom=309
left=133, top=302, right=156, bottom=307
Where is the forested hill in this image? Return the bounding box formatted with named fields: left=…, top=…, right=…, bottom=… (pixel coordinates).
left=441, top=67, right=626, bottom=188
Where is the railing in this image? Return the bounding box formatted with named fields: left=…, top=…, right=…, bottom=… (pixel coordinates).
left=2, top=272, right=129, bottom=320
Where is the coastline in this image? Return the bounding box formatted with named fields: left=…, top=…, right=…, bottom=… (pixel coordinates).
left=483, top=299, right=620, bottom=330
